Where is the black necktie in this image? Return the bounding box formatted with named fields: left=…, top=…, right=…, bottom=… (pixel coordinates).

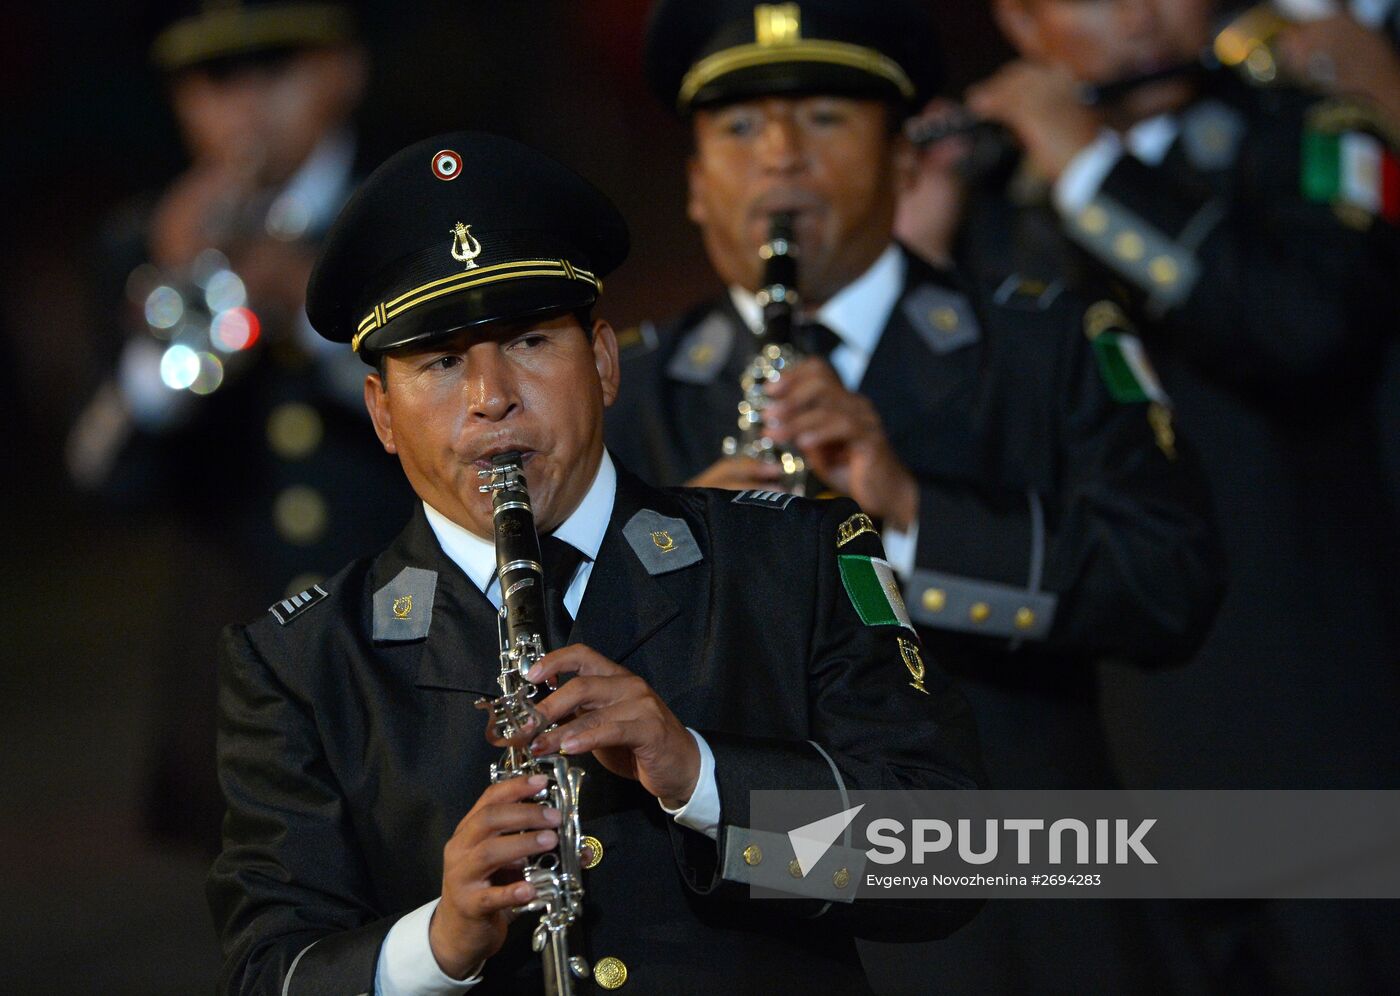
left=798, top=321, right=842, bottom=360
left=538, top=534, right=586, bottom=649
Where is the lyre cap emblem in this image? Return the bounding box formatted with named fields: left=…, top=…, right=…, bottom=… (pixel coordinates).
left=450, top=221, right=483, bottom=270
left=651, top=530, right=676, bottom=553
left=392, top=594, right=413, bottom=619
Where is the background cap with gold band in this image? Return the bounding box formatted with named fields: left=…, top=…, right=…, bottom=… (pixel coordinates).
left=306, top=131, right=630, bottom=361
left=151, top=0, right=357, bottom=72
left=644, top=0, right=942, bottom=115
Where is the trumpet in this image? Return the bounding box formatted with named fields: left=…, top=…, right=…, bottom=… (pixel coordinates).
left=722, top=212, right=809, bottom=494
left=475, top=452, right=590, bottom=995
left=126, top=247, right=264, bottom=398
left=125, top=173, right=304, bottom=398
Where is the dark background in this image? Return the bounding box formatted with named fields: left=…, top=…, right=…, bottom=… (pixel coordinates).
left=0, top=2, right=1007, bottom=991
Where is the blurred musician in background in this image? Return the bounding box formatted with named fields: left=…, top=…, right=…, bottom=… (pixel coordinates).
left=609, top=1, right=1224, bottom=989
left=65, top=0, right=414, bottom=854
left=952, top=0, right=1400, bottom=988
left=1275, top=0, right=1400, bottom=516
left=1274, top=0, right=1400, bottom=131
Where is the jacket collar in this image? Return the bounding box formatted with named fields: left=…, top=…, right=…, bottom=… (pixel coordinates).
left=372, top=463, right=689, bottom=693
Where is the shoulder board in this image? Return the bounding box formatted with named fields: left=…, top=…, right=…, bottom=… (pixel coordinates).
left=732, top=489, right=797, bottom=510
left=991, top=273, right=1066, bottom=312
left=1302, top=99, right=1400, bottom=228
left=269, top=584, right=329, bottom=625
left=902, top=283, right=981, bottom=353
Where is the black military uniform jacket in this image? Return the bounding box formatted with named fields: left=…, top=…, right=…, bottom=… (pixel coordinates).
left=607, top=247, right=1220, bottom=784
left=975, top=72, right=1400, bottom=789
left=606, top=248, right=1222, bottom=788
left=1052, top=71, right=1399, bottom=402
left=208, top=465, right=984, bottom=995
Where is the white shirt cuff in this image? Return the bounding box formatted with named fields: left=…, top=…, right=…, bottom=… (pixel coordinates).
left=659, top=728, right=720, bottom=840
left=1053, top=129, right=1124, bottom=217
left=881, top=520, right=919, bottom=582
left=375, top=898, right=481, bottom=995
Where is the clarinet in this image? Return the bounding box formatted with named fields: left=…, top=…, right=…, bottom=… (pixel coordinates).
left=721, top=212, right=809, bottom=494
left=475, top=452, right=589, bottom=995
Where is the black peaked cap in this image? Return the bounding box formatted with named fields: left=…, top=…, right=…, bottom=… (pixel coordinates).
left=306, top=132, right=630, bottom=362
left=644, top=0, right=942, bottom=114
left=151, top=0, right=357, bottom=71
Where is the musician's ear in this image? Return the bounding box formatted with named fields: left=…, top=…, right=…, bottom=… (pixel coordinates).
left=590, top=319, right=621, bottom=408
left=364, top=371, right=397, bottom=454
left=992, top=0, right=1044, bottom=59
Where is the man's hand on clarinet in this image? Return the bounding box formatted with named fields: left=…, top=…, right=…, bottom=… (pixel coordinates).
left=764, top=358, right=920, bottom=530
left=524, top=645, right=701, bottom=809
left=430, top=774, right=563, bottom=981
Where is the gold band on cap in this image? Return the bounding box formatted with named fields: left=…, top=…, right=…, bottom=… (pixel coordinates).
left=152, top=3, right=355, bottom=70
left=677, top=39, right=915, bottom=111
left=352, top=258, right=599, bottom=352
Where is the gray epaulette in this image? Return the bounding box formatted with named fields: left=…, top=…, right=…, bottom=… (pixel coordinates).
left=902, top=283, right=980, bottom=354
left=373, top=567, right=438, bottom=641
left=666, top=313, right=737, bottom=384
left=623, top=509, right=703, bottom=574
left=1180, top=100, right=1245, bottom=171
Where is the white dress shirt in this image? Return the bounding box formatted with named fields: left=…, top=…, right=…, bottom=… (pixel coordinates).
left=1053, top=115, right=1180, bottom=218
left=727, top=242, right=919, bottom=577
left=375, top=450, right=719, bottom=994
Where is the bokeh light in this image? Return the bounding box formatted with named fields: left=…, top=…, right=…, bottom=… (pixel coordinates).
left=204, top=269, right=247, bottom=312
left=159, top=343, right=200, bottom=390
left=145, top=285, right=185, bottom=330
left=189, top=352, right=225, bottom=395
left=210, top=307, right=261, bottom=352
